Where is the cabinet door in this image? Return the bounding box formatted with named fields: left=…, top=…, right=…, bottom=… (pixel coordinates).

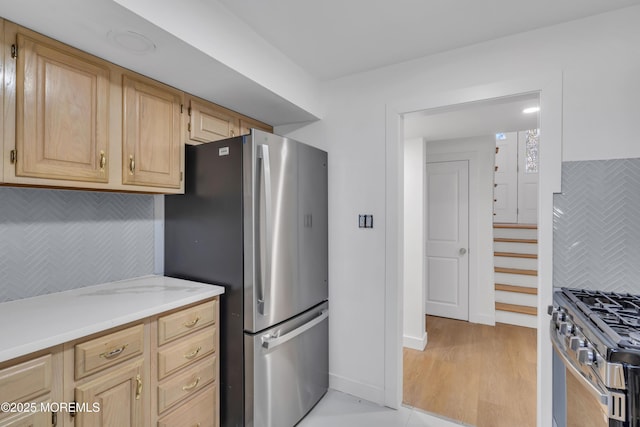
left=187, top=97, right=239, bottom=143
left=74, top=360, right=145, bottom=427
left=122, top=74, right=182, bottom=188
left=16, top=32, right=110, bottom=182
left=238, top=116, right=272, bottom=137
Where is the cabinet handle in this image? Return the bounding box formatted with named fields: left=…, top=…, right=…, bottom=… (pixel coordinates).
left=129, top=155, right=135, bottom=174
left=182, top=377, right=201, bottom=391
left=183, top=317, right=200, bottom=328
left=184, top=346, right=202, bottom=359
left=231, top=129, right=235, bottom=137
left=135, top=374, right=142, bottom=400
left=99, top=151, right=106, bottom=171
left=99, top=344, right=128, bottom=359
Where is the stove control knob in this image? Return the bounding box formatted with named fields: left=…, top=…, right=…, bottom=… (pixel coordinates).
left=577, top=347, right=595, bottom=366
left=559, top=322, right=574, bottom=336
left=552, top=311, right=567, bottom=323
left=569, top=336, right=585, bottom=351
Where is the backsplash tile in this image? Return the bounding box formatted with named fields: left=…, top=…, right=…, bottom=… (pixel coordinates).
left=553, top=158, right=640, bottom=293
left=0, top=187, right=155, bottom=302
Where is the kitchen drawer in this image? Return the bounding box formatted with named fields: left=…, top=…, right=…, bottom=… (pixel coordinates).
left=157, top=385, right=216, bottom=427
left=157, top=326, right=216, bottom=380
left=75, top=323, right=144, bottom=379
left=0, top=354, right=52, bottom=406
left=0, top=400, right=51, bottom=426
left=157, top=355, right=216, bottom=414
left=158, top=299, right=217, bottom=345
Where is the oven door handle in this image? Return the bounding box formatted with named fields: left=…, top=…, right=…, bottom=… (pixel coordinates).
left=551, top=331, right=609, bottom=406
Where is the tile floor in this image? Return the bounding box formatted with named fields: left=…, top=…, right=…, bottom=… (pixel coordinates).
left=298, top=389, right=469, bottom=427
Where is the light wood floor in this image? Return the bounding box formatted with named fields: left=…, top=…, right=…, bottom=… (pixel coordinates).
left=403, top=316, right=537, bottom=427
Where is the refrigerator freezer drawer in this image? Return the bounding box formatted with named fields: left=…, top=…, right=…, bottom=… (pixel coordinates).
left=244, top=302, right=329, bottom=427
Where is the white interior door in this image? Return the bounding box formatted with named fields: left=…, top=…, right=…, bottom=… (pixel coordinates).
left=517, top=130, right=539, bottom=224
left=425, top=160, right=469, bottom=321
left=493, top=132, right=518, bottom=223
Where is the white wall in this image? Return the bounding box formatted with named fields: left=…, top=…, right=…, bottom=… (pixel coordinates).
left=403, top=138, right=426, bottom=350
left=280, top=4, right=640, bottom=416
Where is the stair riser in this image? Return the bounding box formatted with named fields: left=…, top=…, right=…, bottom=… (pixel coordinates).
left=495, top=290, right=537, bottom=307
left=494, top=272, right=537, bottom=287
left=493, top=228, right=538, bottom=240
left=494, top=256, right=538, bottom=271
left=494, top=241, right=537, bottom=254
left=495, top=311, right=537, bottom=328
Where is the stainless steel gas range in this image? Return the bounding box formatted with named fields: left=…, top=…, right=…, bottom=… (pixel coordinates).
left=549, top=288, right=640, bottom=427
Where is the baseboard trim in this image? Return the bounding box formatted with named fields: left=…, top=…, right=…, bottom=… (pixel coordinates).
left=469, top=313, right=495, bottom=326
left=403, top=332, right=428, bottom=350
left=329, top=373, right=385, bottom=405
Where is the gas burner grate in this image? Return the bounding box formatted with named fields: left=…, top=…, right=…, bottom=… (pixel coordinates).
left=562, top=288, right=640, bottom=349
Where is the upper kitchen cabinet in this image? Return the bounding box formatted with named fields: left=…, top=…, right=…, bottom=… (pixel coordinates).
left=14, top=28, right=110, bottom=183
left=122, top=74, right=184, bottom=189
left=185, top=95, right=272, bottom=144
left=0, top=18, right=5, bottom=184
left=186, top=95, right=239, bottom=144
left=238, top=115, right=272, bottom=136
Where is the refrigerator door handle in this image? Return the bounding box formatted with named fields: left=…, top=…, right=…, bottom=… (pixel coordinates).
left=261, top=309, right=329, bottom=349
left=257, top=144, right=273, bottom=316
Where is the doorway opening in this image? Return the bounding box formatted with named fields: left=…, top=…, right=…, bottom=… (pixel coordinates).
left=401, top=93, right=541, bottom=426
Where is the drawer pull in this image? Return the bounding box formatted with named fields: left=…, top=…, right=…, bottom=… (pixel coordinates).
left=135, top=374, right=142, bottom=400
left=99, top=151, right=107, bottom=171
left=182, top=377, right=201, bottom=391
left=184, top=346, right=202, bottom=360
left=99, top=344, right=128, bottom=359
left=184, top=317, right=200, bottom=328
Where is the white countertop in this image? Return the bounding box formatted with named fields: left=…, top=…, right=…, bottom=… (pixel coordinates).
left=0, top=275, right=224, bottom=364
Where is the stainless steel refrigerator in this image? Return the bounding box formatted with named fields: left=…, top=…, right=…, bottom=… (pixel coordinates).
left=165, top=129, right=328, bottom=427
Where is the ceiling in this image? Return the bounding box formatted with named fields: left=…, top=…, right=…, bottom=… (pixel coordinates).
left=218, top=0, right=640, bottom=81
left=404, top=93, right=540, bottom=141
left=0, top=0, right=638, bottom=127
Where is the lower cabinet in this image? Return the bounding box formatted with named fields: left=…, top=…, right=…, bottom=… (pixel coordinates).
left=152, top=299, right=219, bottom=427
left=0, top=348, right=63, bottom=427
left=74, top=360, right=145, bottom=427
left=0, top=296, right=219, bottom=427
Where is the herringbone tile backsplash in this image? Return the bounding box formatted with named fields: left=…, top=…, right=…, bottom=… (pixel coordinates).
left=0, top=188, right=155, bottom=302
left=553, top=158, right=640, bottom=293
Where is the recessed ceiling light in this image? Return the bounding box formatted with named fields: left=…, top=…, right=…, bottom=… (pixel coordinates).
left=523, top=106, right=540, bottom=114
left=107, top=30, right=156, bottom=55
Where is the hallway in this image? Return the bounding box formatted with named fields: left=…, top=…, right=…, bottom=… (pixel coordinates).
left=403, top=316, right=536, bottom=427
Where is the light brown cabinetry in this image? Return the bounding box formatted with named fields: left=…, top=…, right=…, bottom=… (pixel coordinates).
left=1, top=18, right=271, bottom=193
left=153, top=299, right=219, bottom=427
left=186, top=95, right=272, bottom=145
left=15, top=30, right=110, bottom=183
left=65, top=322, right=150, bottom=427
left=186, top=96, right=239, bottom=143
left=122, top=74, right=183, bottom=189
left=1, top=18, right=6, bottom=183
left=0, top=348, right=63, bottom=427
left=74, top=360, right=145, bottom=427
left=239, top=115, right=272, bottom=136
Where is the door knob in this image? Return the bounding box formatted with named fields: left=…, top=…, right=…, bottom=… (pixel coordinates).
left=459, top=248, right=467, bottom=255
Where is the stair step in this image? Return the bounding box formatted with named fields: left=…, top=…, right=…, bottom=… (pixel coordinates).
left=495, top=302, right=537, bottom=316
left=494, top=237, right=538, bottom=244
left=493, top=223, right=537, bottom=229
left=495, top=284, right=538, bottom=295
left=494, top=252, right=537, bottom=259
left=495, top=267, right=537, bottom=276
left=494, top=241, right=538, bottom=255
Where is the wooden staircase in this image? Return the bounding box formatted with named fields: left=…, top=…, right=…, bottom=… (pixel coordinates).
left=493, top=223, right=538, bottom=328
